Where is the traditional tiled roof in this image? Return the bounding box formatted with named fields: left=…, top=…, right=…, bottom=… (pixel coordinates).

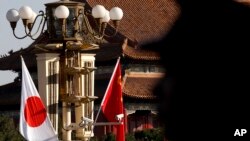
left=83, top=0, right=180, bottom=46
left=236, top=0, right=250, bottom=3
left=122, top=39, right=160, bottom=61
left=0, top=33, right=49, bottom=71
left=122, top=72, right=164, bottom=99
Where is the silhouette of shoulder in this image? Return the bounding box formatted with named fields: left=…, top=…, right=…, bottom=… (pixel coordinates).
left=143, top=1, right=250, bottom=140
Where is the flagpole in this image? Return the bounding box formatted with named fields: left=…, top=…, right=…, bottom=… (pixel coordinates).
left=94, top=57, right=120, bottom=123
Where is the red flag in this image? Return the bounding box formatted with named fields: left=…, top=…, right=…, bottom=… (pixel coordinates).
left=19, top=57, right=58, bottom=141
left=101, top=57, right=125, bottom=141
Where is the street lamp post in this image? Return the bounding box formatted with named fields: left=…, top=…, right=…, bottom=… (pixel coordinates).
left=6, top=0, right=123, bottom=140
left=6, top=0, right=123, bottom=40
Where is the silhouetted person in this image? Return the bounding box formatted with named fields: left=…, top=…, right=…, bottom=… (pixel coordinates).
left=143, top=0, right=250, bottom=140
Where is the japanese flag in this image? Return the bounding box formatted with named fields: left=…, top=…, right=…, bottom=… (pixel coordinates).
left=19, top=57, right=58, bottom=141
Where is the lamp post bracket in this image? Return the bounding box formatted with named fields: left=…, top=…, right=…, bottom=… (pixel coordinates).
left=60, top=94, right=98, bottom=103
left=65, top=66, right=97, bottom=75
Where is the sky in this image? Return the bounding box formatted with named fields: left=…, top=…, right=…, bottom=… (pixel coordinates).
left=0, top=0, right=57, bottom=85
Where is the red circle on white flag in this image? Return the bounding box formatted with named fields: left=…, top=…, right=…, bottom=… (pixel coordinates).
left=24, top=96, right=47, bottom=127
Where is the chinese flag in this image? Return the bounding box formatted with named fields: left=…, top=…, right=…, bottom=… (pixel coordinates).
left=101, top=57, right=125, bottom=141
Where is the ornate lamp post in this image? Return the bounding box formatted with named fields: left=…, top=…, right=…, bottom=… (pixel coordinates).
left=6, top=0, right=123, bottom=140
left=6, top=0, right=123, bottom=40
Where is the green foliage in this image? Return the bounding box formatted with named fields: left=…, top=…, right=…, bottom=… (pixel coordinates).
left=125, top=133, right=136, bottom=141
left=103, top=132, right=115, bottom=141
left=134, top=128, right=164, bottom=141
left=0, top=115, right=25, bottom=141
